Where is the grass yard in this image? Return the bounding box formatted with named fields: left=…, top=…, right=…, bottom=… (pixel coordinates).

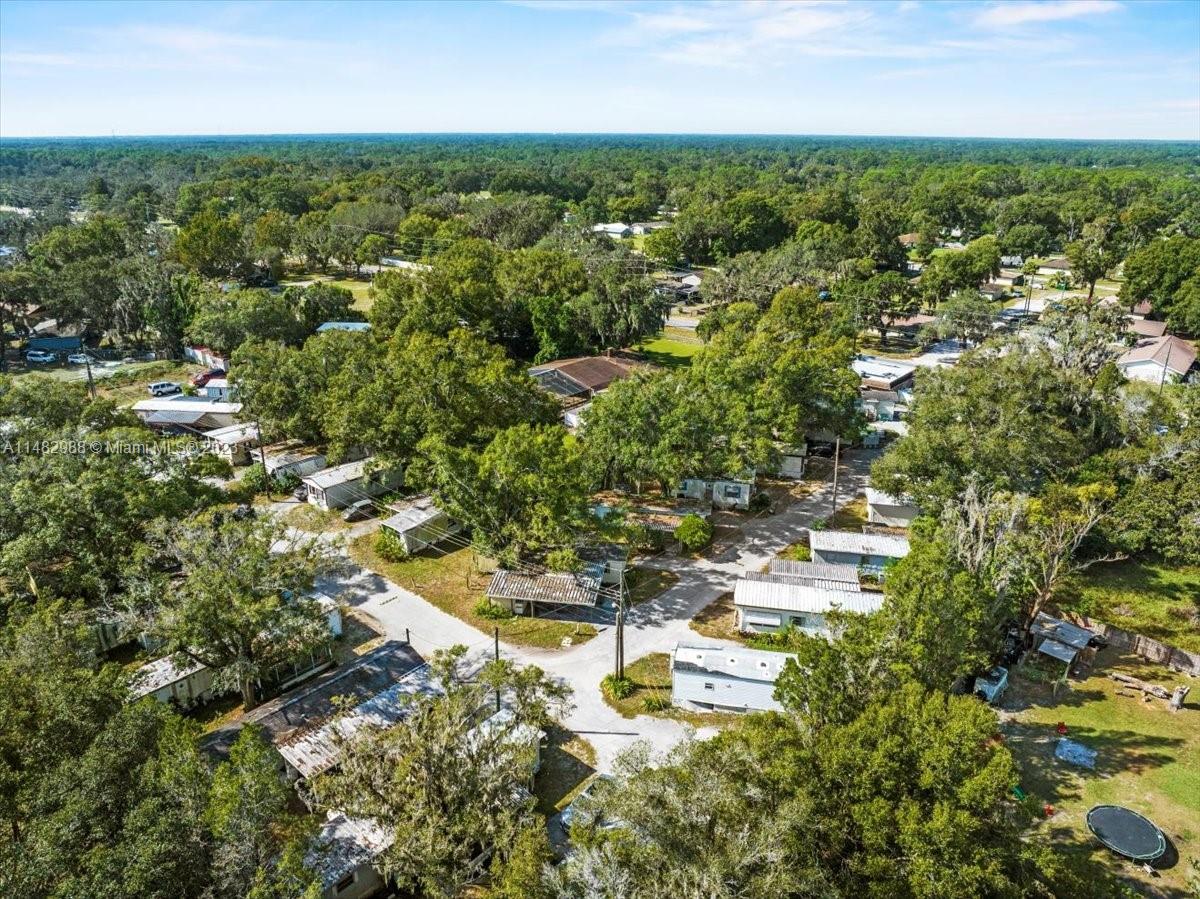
left=280, top=271, right=374, bottom=311
left=94, top=361, right=206, bottom=405
left=347, top=537, right=598, bottom=649
left=776, top=541, right=812, bottom=562
left=633, top=334, right=703, bottom=368
left=820, top=494, right=868, bottom=531
left=624, top=567, right=679, bottom=605
left=533, top=726, right=597, bottom=817
left=1054, top=560, right=1200, bottom=653
left=1003, top=650, right=1200, bottom=896
left=602, top=652, right=741, bottom=727
left=282, top=502, right=351, bottom=535
left=688, top=592, right=747, bottom=645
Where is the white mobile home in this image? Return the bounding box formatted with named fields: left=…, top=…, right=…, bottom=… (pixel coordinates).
left=203, top=422, right=260, bottom=466
left=265, top=449, right=327, bottom=481
left=130, top=655, right=216, bottom=709
left=307, top=813, right=393, bottom=899
left=380, top=495, right=461, bottom=554
left=733, top=573, right=880, bottom=637
left=671, top=643, right=796, bottom=713
left=865, top=488, right=919, bottom=528
left=767, top=559, right=861, bottom=587
left=302, top=459, right=402, bottom=511
left=808, top=529, right=910, bottom=575
left=677, top=475, right=755, bottom=510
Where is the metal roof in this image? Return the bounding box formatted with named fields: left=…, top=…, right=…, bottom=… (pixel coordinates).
left=733, top=578, right=882, bottom=615
left=130, top=655, right=207, bottom=698
left=303, top=458, right=376, bottom=489
left=808, top=529, right=910, bottom=559
left=1030, top=612, right=1097, bottom=651
left=1038, top=638, right=1079, bottom=664
left=132, top=398, right=242, bottom=414
left=864, top=487, right=915, bottom=508
left=381, top=495, right=444, bottom=534
left=530, top=368, right=589, bottom=397
left=672, top=642, right=796, bottom=683
left=279, top=664, right=440, bottom=778
left=316, top=321, right=372, bottom=332
left=143, top=409, right=210, bottom=426
left=204, top=422, right=259, bottom=444
left=306, top=813, right=394, bottom=888
left=742, top=570, right=862, bottom=593
left=486, top=565, right=604, bottom=606
left=767, top=559, right=862, bottom=585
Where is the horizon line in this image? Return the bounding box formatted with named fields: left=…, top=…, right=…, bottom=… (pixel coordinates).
left=1, top=130, right=1198, bottom=145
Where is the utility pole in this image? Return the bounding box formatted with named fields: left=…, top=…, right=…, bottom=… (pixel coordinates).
left=1158, top=340, right=1172, bottom=397
left=494, top=626, right=501, bottom=713
left=83, top=352, right=96, bottom=400
left=830, top=435, right=841, bottom=512
left=614, top=568, right=626, bottom=680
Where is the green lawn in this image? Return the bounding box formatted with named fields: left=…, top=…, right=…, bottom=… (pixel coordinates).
left=633, top=335, right=703, bottom=368
left=601, top=652, right=740, bottom=727
left=820, top=495, right=868, bottom=532
left=347, top=537, right=597, bottom=650
left=625, top=567, right=678, bottom=605
left=1055, top=560, right=1200, bottom=653
left=1004, top=651, right=1199, bottom=895
left=280, top=271, right=374, bottom=311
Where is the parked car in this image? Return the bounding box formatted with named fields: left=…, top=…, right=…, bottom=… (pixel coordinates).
left=147, top=381, right=182, bottom=397
left=342, top=499, right=375, bottom=522
left=67, top=352, right=93, bottom=365
left=25, top=349, right=56, bottom=364
left=190, top=368, right=226, bottom=387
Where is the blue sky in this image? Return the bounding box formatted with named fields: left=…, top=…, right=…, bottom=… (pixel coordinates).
left=1, top=0, right=1197, bottom=140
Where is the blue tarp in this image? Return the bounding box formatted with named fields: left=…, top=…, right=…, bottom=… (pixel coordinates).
left=1055, top=737, right=1097, bottom=769
left=27, top=336, right=83, bottom=351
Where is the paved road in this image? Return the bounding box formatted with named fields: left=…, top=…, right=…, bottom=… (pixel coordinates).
left=315, top=448, right=877, bottom=772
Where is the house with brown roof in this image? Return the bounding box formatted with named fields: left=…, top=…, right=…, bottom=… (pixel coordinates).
left=1117, top=335, right=1196, bottom=384
left=1126, top=317, right=1167, bottom=339
left=529, top=354, right=641, bottom=400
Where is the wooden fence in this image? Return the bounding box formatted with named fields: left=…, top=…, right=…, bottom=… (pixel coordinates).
left=1057, top=611, right=1200, bottom=676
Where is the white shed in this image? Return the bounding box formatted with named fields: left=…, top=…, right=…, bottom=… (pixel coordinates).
left=865, top=488, right=919, bottom=528
left=380, top=495, right=461, bottom=554
left=130, top=655, right=216, bottom=709
left=677, top=475, right=755, bottom=510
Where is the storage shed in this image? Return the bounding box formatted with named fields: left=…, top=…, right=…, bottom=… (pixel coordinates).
left=130, top=655, right=216, bottom=709
left=865, top=488, right=919, bottom=528
left=380, top=496, right=460, bottom=554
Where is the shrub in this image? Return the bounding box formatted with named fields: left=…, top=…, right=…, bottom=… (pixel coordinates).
left=674, top=513, right=713, bottom=551
left=275, top=469, right=301, bottom=493
left=474, top=598, right=514, bottom=621
left=240, top=462, right=273, bottom=495
left=189, top=453, right=233, bottom=480
left=642, top=691, right=670, bottom=713
left=545, top=547, right=583, bottom=572
left=750, top=490, right=772, bottom=512
left=602, top=674, right=634, bottom=701
left=374, top=527, right=409, bottom=562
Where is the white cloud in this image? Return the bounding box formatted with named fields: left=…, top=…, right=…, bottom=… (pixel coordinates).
left=897, top=1, right=919, bottom=12
left=974, top=1, right=1121, bottom=29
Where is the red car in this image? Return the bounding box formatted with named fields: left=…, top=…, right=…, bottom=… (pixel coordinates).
left=190, top=367, right=226, bottom=387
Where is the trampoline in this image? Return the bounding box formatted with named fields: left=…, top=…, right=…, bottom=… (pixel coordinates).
left=1086, top=805, right=1167, bottom=862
